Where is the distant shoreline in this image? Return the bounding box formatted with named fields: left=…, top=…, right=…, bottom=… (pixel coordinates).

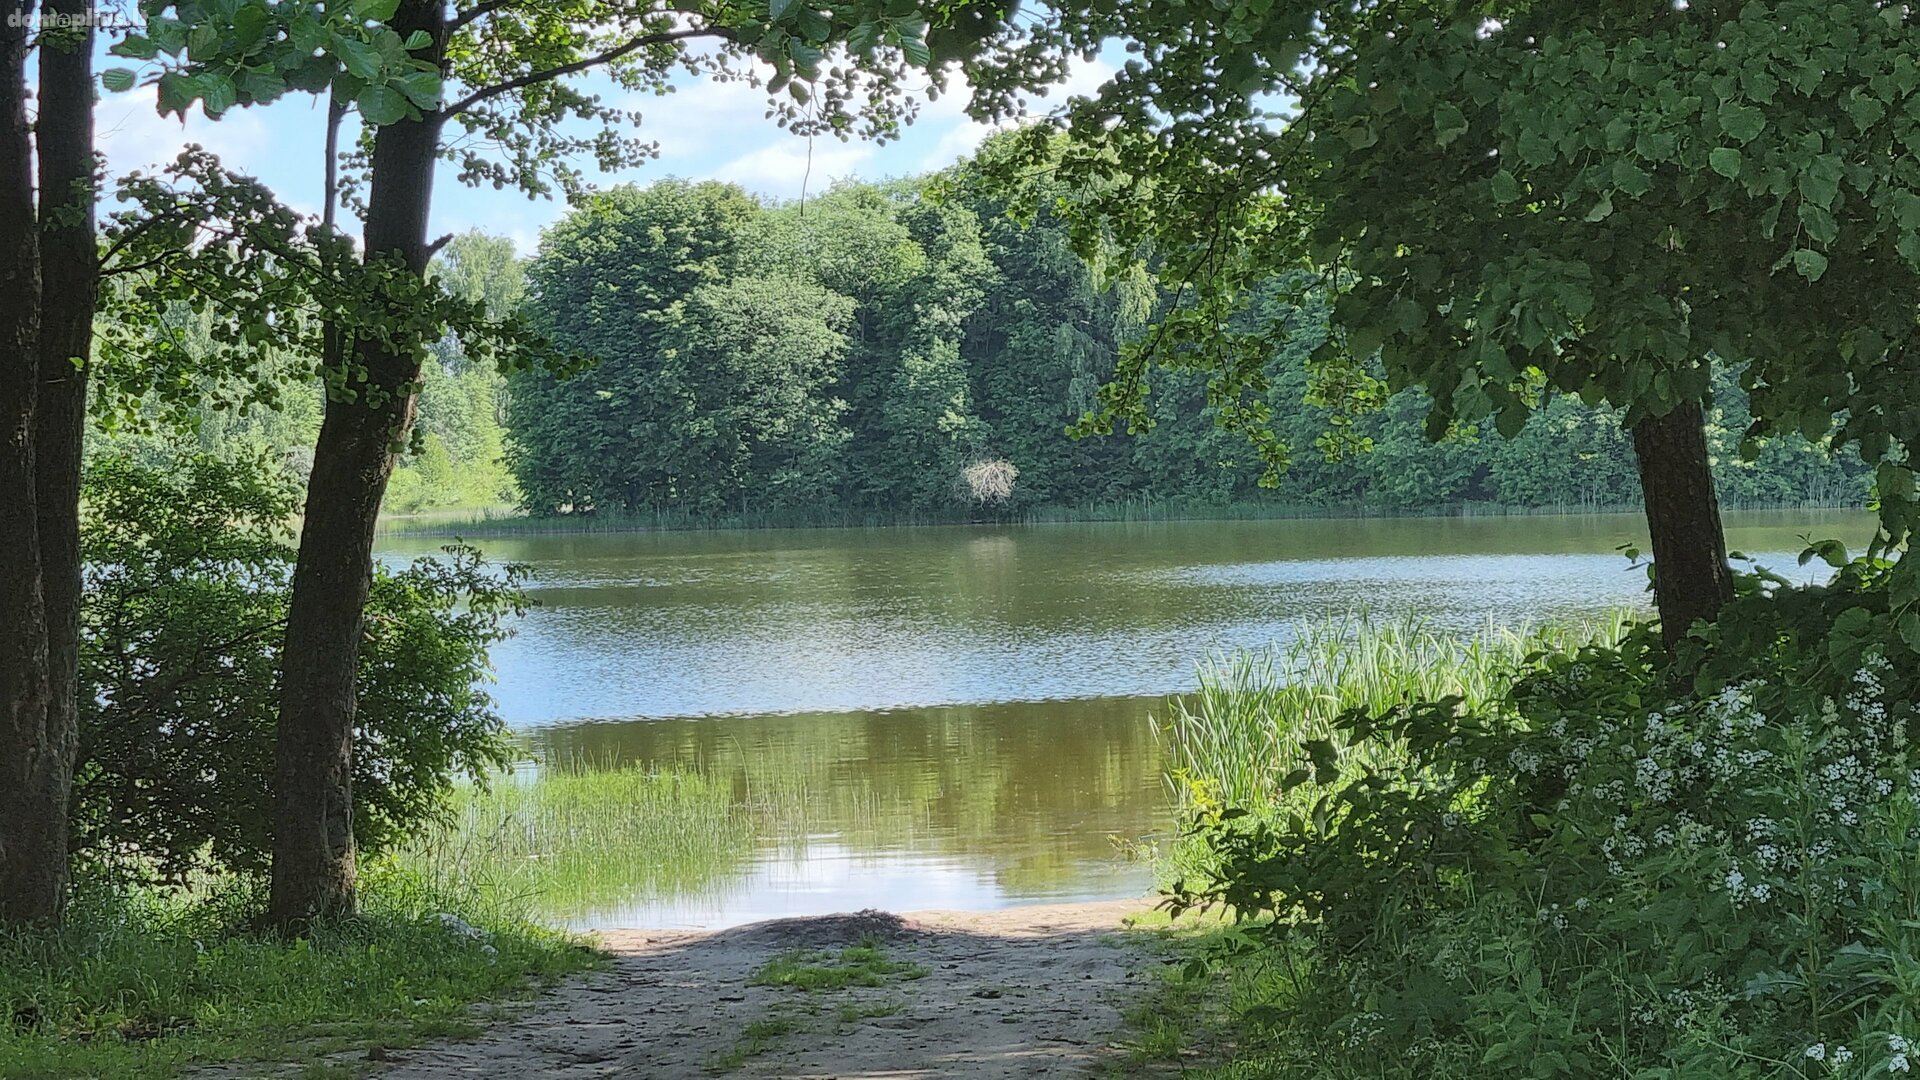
left=375, top=496, right=1872, bottom=539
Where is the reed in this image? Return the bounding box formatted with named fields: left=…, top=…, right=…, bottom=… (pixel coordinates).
left=1157, top=610, right=1631, bottom=815
left=398, top=763, right=757, bottom=923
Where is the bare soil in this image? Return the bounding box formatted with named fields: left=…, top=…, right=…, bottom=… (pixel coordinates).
left=370, top=898, right=1160, bottom=1079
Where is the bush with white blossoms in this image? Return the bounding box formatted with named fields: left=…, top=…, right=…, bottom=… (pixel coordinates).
left=1172, top=557, right=1920, bottom=1078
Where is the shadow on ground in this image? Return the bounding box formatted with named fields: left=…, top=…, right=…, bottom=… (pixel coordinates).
left=367, top=898, right=1159, bottom=1079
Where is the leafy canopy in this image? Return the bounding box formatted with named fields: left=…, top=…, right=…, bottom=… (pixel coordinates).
left=980, top=0, right=1920, bottom=560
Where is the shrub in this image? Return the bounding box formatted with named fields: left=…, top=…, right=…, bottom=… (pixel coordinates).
left=72, top=451, right=523, bottom=882
left=1170, top=560, right=1920, bottom=1077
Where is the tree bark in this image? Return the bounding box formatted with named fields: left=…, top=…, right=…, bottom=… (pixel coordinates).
left=0, top=0, right=59, bottom=925
left=1630, top=399, right=1734, bottom=651
left=268, top=0, right=445, bottom=930
left=26, top=0, right=97, bottom=927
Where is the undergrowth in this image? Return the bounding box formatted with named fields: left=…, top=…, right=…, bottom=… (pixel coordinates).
left=1159, top=561, right=1920, bottom=1078
left=0, top=863, right=599, bottom=1080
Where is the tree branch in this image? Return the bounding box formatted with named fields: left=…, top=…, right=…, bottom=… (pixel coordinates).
left=447, top=0, right=514, bottom=34
left=443, top=25, right=735, bottom=118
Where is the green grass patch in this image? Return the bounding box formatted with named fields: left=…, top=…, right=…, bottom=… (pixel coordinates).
left=0, top=867, right=600, bottom=1080
left=397, top=764, right=757, bottom=923
left=748, top=938, right=928, bottom=991
left=705, top=1014, right=803, bottom=1073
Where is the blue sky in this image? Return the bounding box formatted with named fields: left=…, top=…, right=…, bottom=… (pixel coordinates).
left=93, top=52, right=1114, bottom=258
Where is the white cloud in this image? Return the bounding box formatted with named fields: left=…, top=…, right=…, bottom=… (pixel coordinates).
left=709, top=136, right=877, bottom=200
left=94, top=86, right=324, bottom=218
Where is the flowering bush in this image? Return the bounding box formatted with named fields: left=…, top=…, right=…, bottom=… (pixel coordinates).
left=1172, top=558, right=1920, bottom=1078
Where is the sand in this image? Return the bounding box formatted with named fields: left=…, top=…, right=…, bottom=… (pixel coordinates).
left=370, top=898, right=1161, bottom=1079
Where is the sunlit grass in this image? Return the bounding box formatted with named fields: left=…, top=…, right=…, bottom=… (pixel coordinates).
left=1157, top=611, right=1632, bottom=817
left=399, top=764, right=758, bottom=923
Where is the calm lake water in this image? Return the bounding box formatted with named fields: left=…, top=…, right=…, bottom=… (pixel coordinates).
left=377, top=509, right=1874, bottom=928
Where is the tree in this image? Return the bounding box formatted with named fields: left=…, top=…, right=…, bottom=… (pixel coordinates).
left=664, top=275, right=855, bottom=512
left=0, top=0, right=59, bottom=924
left=5, top=0, right=371, bottom=921
left=129, top=0, right=1044, bottom=927
left=509, top=180, right=760, bottom=513
left=983, top=0, right=1920, bottom=649
left=1, top=0, right=219, bottom=923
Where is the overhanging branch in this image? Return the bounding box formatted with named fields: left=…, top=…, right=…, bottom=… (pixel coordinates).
left=443, top=25, right=736, bottom=119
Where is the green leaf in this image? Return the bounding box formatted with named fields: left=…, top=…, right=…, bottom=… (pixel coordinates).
left=899, top=34, right=931, bottom=68
left=1892, top=191, right=1920, bottom=230
left=1791, top=248, right=1829, bottom=282
left=1517, top=129, right=1553, bottom=166
left=769, top=0, right=797, bottom=20
left=354, top=0, right=402, bottom=21
left=1846, top=91, right=1887, bottom=131
left=237, top=68, right=286, bottom=102
left=187, top=23, right=218, bottom=61
left=156, top=71, right=195, bottom=115
left=404, top=29, right=433, bottom=50
left=1488, top=169, right=1520, bottom=203
left=358, top=83, right=408, bottom=125
left=1798, top=203, right=1838, bottom=244
left=1708, top=147, right=1742, bottom=179
left=100, top=67, right=138, bottom=93
left=335, top=35, right=384, bottom=81
left=113, top=34, right=160, bottom=60
left=1798, top=155, right=1842, bottom=209
left=394, top=70, right=441, bottom=110
left=1585, top=191, right=1614, bottom=222
left=1612, top=159, right=1651, bottom=197
left=1900, top=612, right=1920, bottom=655
left=1433, top=102, right=1467, bottom=146
left=196, top=72, right=237, bottom=115
left=232, top=4, right=270, bottom=46
left=1718, top=100, right=1765, bottom=144
left=1899, top=230, right=1920, bottom=268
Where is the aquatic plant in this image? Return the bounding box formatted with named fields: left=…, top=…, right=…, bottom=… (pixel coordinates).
left=398, top=764, right=756, bottom=923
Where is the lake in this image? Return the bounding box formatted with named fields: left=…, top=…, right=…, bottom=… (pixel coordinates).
left=377, top=509, right=1874, bottom=928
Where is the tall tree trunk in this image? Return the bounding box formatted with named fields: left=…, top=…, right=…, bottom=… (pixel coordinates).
left=1630, top=399, right=1734, bottom=651
left=27, top=0, right=98, bottom=927
left=269, top=0, right=445, bottom=930
left=0, top=0, right=59, bottom=925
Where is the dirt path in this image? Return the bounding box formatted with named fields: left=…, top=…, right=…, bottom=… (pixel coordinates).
left=374, top=898, right=1160, bottom=1079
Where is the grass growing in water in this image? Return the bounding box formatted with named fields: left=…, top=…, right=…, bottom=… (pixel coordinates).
left=0, top=866, right=597, bottom=1080
left=1158, top=611, right=1630, bottom=817
left=400, top=764, right=757, bottom=923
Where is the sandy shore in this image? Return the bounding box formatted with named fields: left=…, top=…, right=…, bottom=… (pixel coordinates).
left=371, top=898, right=1160, bottom=1079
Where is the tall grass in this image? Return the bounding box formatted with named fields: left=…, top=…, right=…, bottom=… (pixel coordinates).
left=1158, top=611, right=1631, bottom=816
left=398, top=763, right=758, bottom=923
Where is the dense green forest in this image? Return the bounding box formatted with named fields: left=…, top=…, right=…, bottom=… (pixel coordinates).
left=122, top=152, right=1869, bottom=524
left=508, top=162, right=1872, bottom=519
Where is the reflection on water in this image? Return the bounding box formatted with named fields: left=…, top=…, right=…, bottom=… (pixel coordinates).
left=376, top=510, right=1875, bottom=927
left=525, top=698, right=1166, bottom=929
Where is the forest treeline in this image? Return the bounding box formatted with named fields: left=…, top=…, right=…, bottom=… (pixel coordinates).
left=148, top=146, right=1869, bottom=523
